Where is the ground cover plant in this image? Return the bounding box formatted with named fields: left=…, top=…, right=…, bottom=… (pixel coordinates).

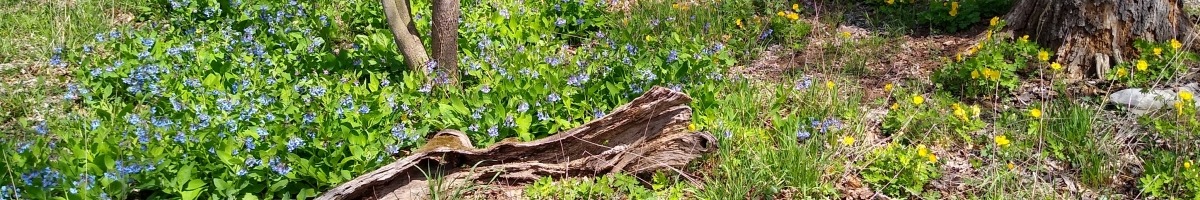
left=2, top=0, right=1199, bottom=199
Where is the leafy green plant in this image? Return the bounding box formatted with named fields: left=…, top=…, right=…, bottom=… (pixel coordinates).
left=932, top=19, right=1041, bottom=96
left=1106, top=39, right=1199, bottom=88
left=860, top=143, right=941, bottom=198
left=867, top=0, right=1012, bottom=33
left=1040, top=102, right=1113, bottom=188
left=524, top=172, right=683, bottom=200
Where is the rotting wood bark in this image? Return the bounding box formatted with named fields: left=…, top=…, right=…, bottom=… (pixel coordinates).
left=317, top=87, right=718, bottom=200
left=1004, top=0, right=1196, bottom=80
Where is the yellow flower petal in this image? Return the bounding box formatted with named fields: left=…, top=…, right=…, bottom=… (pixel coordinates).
left=884, top=83, right=894, bottom=93
left=1037, top=50, right=1050, bottom=62
left=1153, top=48, right=1163, bottom=56
left=842, top=136, right=855, bottom=146
left=917, top=144, right=929, bottom=157
left=1171, top=39, right=1183, bottom=50
left=994, top=135, right=1010, bottom=147
left=1050, top=62, right=1062, bottom=71
left=1136, top=60, right=1149, bottom=71
left=949, top=2, right=959, bottom=16
left=989, top=17, right=999, bottom=27
left=1029, top=108, right=1042, bottom=119
left=1180, top=90, right=1194, bottom=102
left=912, top=95, right=925, bottom=105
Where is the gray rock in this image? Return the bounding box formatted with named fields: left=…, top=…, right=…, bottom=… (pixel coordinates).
left=1109, top=85, right=1200, bottom=115
left=1109, top=88, right=1177, bottom=115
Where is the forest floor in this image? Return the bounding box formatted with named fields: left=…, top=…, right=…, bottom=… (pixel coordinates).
left=2, top=0, right=1200, bottom=199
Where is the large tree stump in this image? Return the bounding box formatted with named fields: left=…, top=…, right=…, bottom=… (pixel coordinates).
left=317, top=87, right=717, bottom=200
left=1004, top=0, right=1196, bottom=80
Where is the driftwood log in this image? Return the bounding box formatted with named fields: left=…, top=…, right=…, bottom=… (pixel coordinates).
left=317, top=87, right=718, bottom=200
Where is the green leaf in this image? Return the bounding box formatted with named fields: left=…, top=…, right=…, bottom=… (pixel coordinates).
left=242, top=194, right=260, bottom=200
left=181, top=179, right=207, bottom=200
left=516, top=115, right=533, bottom=141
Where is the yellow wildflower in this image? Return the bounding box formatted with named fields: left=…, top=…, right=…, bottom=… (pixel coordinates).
left=1029, top=108, right=1042, bottom=119
left=884, top=83, right=894, bottom=93
left=1019, top=35, right=1030, bottom=43
left=842, top=136, right=855, bottom=146
left=994, top=135, right=1011, bottom=148
left=989, top=17, right=1000, bottom=27
left=1050, top=62, right=1062, bottom=71
left=982, top=68, right=1000, bottom=81
left=1037, top=50, right=1050, bottom=62
left=645, top=35, right=655, bottom=42
left=912, top=95, right=925, bottom=105
left=841, top=31, right=852, bottom=39
left=949, top=2, right=959, bottom=16
left=1136, top=59, right=1149, bottom=71
left=736, top=19, right=744, bottom=29
left=1171, top=39, right=1183, bottom=50
left=1176, top=101, right=1185, bottom=117
left=917, top=144, right=929, bottom=157
left=971, top=69, right=980, bottom=79
left=1116, top=67, right=1129, bottom=78
left=928, top=154, right=938, bottom=163
left=787, top=12, right=800, bottom=21
left=953, top=104, right=968, bottom=121
left=1153, top=47, right=1163, bottom=56
left=1186, top=160, right=1193, bottom=170
left=688, top=123, right=697, bottom=131
left=971, top=105, right=981, bottom=118
left=793, top=3, right=800, bottom=11
left=956, top=54, right=963, bottom=62
left=890, top=103, right=900, bottom=110
left=777, top=11, right=786, bottom=17
left=886, top=0, right=895, bottom=5
left=1007, top=162, right=1015, bottom=170
left=1180, top=90, right=1194, bottom=102
left=826, top=80, right=835, bottom=89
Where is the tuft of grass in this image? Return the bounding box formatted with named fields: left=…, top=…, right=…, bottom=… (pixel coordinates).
left=1040, top=101, right=1113, bottom=188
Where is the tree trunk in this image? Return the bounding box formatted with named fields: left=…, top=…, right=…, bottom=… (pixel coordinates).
left=381, top=0, right=429, bottom=71
left=316, top=87, right=717, bottom=200
left=431, top=0, right=461, bottom=87
left=1004, top=0, right=1196, bottom=80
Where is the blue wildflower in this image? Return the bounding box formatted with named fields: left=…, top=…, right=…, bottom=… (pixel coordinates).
left=90, top=119, right=101, bottom=130
left=303, top=112, right=315, bottom=124
left=794, top=76, right=812, bottom=90
left=593, top=108, right=605, bottom=119
left=126, top=114, right=141, bottom=125
left=468, top=124, right=479, bottom=132
left=256, top=127, right=268, bottom=138
left=95, top=33, right=106, bottom=42
left=555, top=18, right=567, bottom=27
left=174, top=132, right=187, bottom=143
left=796, top=128, right=811, bottom=141
left=391, top=123, right=407, bottom=139
left=517, top=102, right=529, bottom=113
left=537, top=111, right=550, bottom=121
left=33, top=121, right=47, bottom=135
left=16, top=142, right=30, bottom=153
left=759, top=29, right=773, bottom=41
left=269, top=157, right=290, bottom=175
left=244, top=157, right=261, bottom=168
left=141, top=38, right=155, bottom=48
left=487, top=126, right=499, bottom=137
left=287, top=137, right=304, bottom=152
left=547, top=92, right=560, bottom=102
left=244, top=137, right=256, bottom=150
left=135, top=128, right=150, bottom=144
left=480, top=85, right=491, bottom=93
left=386, top=145, right=400, bottom=155
left=625, top=43, right=637, bottom=55
left=667, top=50, right=679, bottom=63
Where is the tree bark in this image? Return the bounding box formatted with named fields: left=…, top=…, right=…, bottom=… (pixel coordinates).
left=381, top=0, right=430, bottom=71
left=1004, top=0, right=1196, bottom=80
left=316, top=87, right=717, bottom=200
left=431, top=0, right=461, bottom=86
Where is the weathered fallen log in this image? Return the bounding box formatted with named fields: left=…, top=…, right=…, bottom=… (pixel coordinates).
left=317, top=86, right=718, bottom=200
